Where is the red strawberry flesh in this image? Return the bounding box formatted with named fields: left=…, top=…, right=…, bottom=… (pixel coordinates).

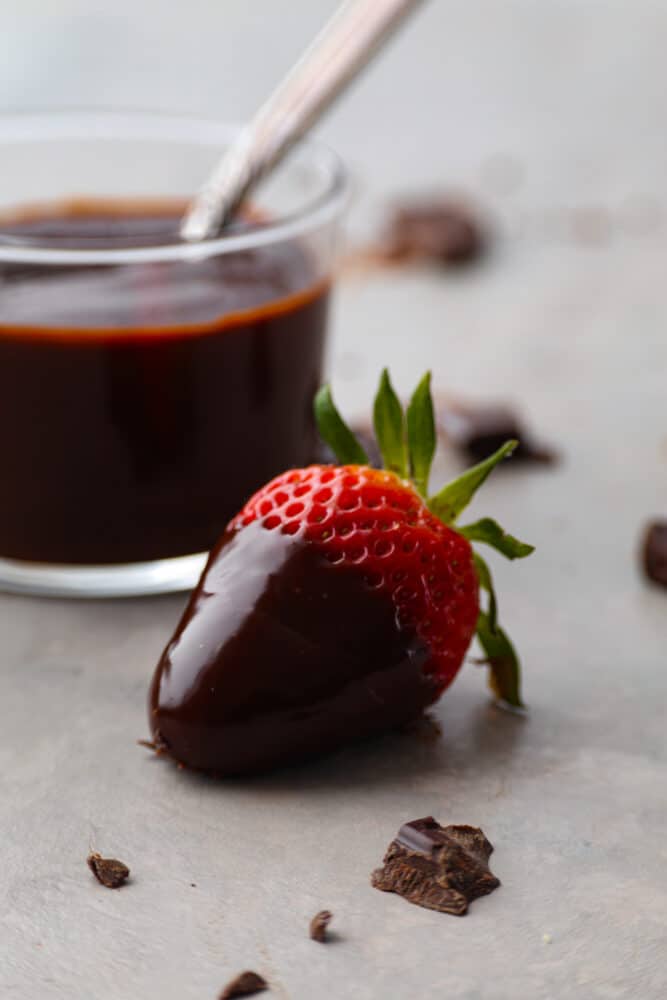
left=149, top=466, right=478, bottom=775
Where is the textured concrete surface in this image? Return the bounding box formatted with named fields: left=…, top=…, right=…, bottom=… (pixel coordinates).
left=1, top=2, right=667, bottom=998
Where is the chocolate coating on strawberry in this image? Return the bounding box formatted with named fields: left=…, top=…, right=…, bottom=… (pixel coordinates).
left=150, top=467, right=478, bottom=774
left=150, top=518, right=442, bottom=774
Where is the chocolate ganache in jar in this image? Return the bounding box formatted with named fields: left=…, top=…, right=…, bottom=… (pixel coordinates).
left=0, top=113, right=346, bottom=596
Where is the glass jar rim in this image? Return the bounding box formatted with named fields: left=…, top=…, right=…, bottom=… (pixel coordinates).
left=0, top=109, right=348, bottom=265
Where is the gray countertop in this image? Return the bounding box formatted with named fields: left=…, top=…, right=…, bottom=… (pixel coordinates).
left=1, top=2, right=666, bottom=998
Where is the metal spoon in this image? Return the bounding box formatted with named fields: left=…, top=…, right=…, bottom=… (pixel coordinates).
left=180, top=0, right=424, bottom=242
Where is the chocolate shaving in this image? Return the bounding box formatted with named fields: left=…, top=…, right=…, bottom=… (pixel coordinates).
left=379, top=198, right=485, bottom=266
left=218, top=971, right=267, bottom=999
left=371, top=817, right=500, bottom=916
left=439, top=400, right=556, bottom=465
left=642, top=520, right=667, bottom=588
left=309, top=909, right=333, bottom=943
left=137, top=730, right=168, bottom=756
left=87, top=852, right=130, bottom=889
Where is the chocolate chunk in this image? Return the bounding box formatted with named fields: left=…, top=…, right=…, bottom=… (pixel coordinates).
left=371, top=817, right=500, bottom=916
left=218, top=971, right=267, bottom=999
left=309, top=909, right=333, bottom=943
left=314, top=424, right=382, bottom=468
left=439, top=400, right=556, bottom=465
left=380, top=198, right=485, bottom=266
left=86, top=852, right=130, bottom=889
left=642, top=521, right=667, bottom=588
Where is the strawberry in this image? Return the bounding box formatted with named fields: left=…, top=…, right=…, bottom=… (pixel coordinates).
left=148, top=371, right=533, bottom=775
left=229, top=465, right=479, bottom=697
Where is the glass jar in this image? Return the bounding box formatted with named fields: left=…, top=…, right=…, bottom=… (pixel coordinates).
left=0, top=111, right=347, bottom=597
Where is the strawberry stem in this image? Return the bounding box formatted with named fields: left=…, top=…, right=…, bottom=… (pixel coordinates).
left=476, top=612, right=525, bottom=709
left=427, top=440, right=517, bottom=523
left=406, top=372, right=436, bottom=496
left=314, top=385, right=369, bottom=465
left=472, top=552, right=497, bottom=632
left=373, top=369, right=409, bottom=478
left=459, top=518, right=535, bottom=559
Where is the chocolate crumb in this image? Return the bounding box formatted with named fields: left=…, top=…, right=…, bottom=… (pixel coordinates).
left=642, top=520, right=667, bottom=588
left=371, top=817, right=500, bottom=916
left=87, top=852, right=130, bottom=889
left=309, top=909, right=333, bottom=943
left=439, top=400, right=556, bottom=465
left=137, top=732, right=168, bottom=755
left=218, top=971, right=267, bottom=999
left=379, top=197, right=485, bottom=266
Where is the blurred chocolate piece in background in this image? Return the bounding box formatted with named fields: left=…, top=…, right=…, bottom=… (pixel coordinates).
left=642, top=521, right=667, bottom=588
left=439, top=400, right=556, bottom=465
left=379, top=197, right=486, bottom=266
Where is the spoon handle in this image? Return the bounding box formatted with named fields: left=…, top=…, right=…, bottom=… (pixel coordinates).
left=181, top=0, right=424, bottom=242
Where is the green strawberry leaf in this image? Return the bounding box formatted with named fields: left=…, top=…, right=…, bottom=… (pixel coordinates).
left=472, top=552, right=497, bottom=633
left=406, top=372, right=436, bottom=496
left=459, top=517, right=535, bottom=560
left=476, top=610, right=524, bottom=709
left=314, top=385, right=369, bottom=465
left=373, top=368, right=408, bottom=478
left=427, top=440, right=517, bottom=524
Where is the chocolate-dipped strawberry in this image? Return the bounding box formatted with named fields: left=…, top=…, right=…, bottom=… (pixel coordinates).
left=148, top=371, right=533, bottom=775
